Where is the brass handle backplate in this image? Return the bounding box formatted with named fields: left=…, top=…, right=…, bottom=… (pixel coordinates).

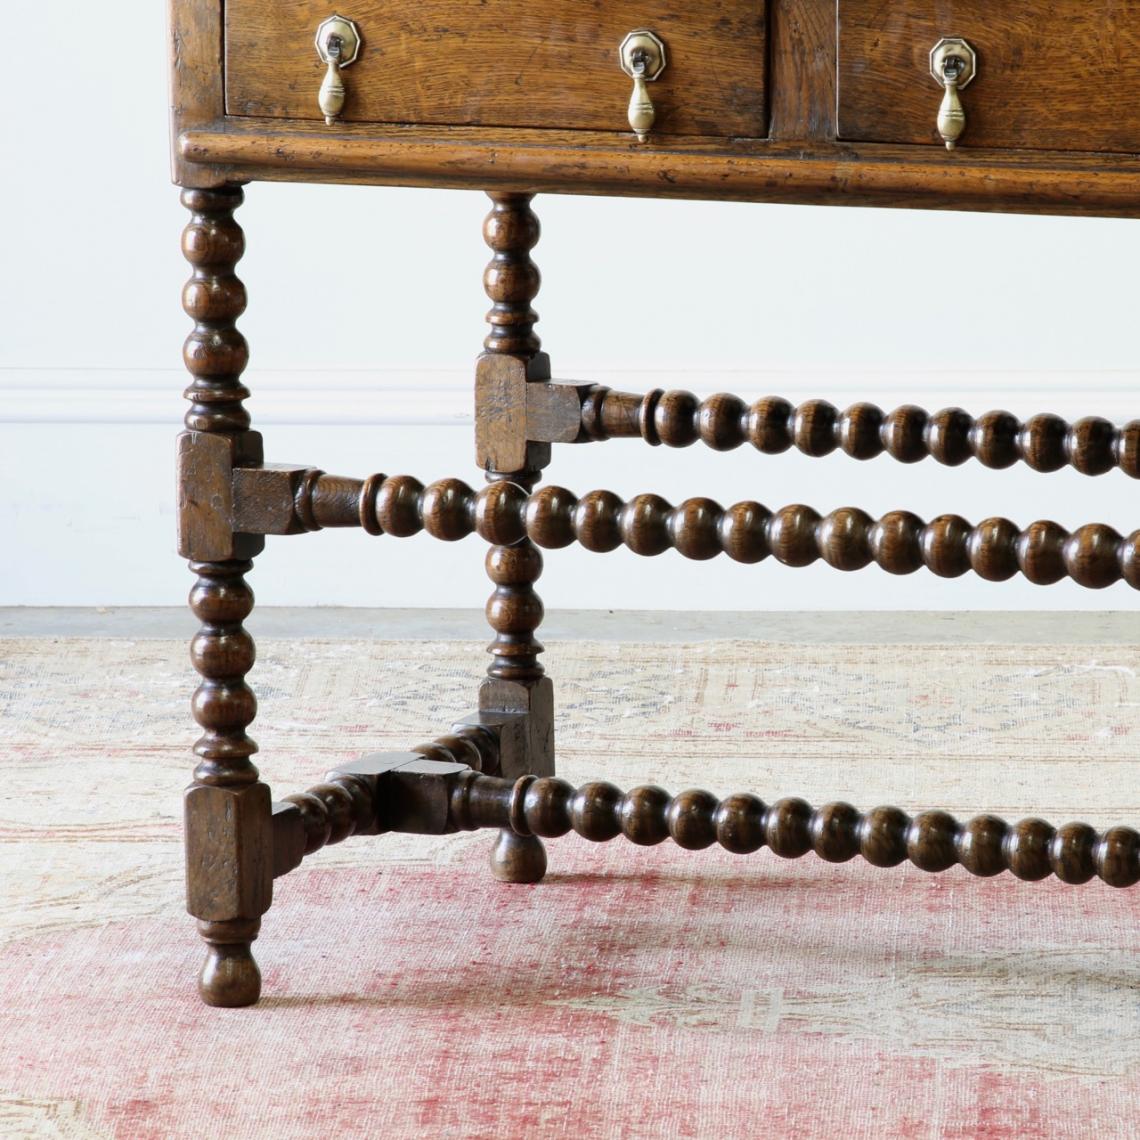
left=619, top=30, right=667, bottom=142
left=930, top=37, right=977, bottom=150
left=316, top=15, right=362, bottom=125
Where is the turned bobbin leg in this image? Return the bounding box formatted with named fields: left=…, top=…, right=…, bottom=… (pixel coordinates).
left=179, top=187, right=272, bottom=1006
left=476, top=192, right=554, bottom=883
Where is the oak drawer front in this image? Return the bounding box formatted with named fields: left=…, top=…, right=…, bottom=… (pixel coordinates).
left=224, top=2, right=767, bottom=139
left=838, top=2, right=1140, bottom=153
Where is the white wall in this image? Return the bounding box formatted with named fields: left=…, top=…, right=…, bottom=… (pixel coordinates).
left=3, top=1, right=1140, bottom=610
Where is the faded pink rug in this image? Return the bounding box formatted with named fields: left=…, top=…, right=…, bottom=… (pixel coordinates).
left=2, top=633, right=1139, bottom=1138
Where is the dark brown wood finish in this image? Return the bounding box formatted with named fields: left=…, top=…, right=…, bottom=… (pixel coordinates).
left=177, top=124, right=1140, bottom=217
left=173, top=0, right=1140, bottom=213
left=224, top=1, right=767, bottom=138
left=573, top=386, right=1140, bottom=477
left=476, top=193, right=555, bottom=884
left=279, top=752, right=1140, bottom=889
left=231, top=465, right=1140, bottom=592
left=170, top=0, right=1140, bottom=1006
left=443, top=772, right=1140, bottom=890
left=838, top=2, right=1140, bottom=153
left=769, top=0, right=837, bottom=140
left=168, top=0, right=228, bottom=187
left=179, top=186, right=272, bottom=1008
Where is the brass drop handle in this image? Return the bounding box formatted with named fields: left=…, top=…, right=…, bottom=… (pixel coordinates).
left=930, top=37, right=978, bottom=150
left=619, top=30, right=667, bottom=143
left=315, top=15, right=362, bottom=125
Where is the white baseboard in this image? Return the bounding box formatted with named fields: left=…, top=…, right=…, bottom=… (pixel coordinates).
left=2, top=367, right=1138, bottom=425
left=0, top=369, right=472, bottom=426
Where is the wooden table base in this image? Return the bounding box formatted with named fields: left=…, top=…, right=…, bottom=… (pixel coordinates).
left=178, top=188, right=1140, bottom=1008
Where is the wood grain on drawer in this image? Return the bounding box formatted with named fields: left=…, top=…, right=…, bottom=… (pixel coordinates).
left=839, top=2, right=1140, bottom=153
left=224, top=2, right=767, bottom=139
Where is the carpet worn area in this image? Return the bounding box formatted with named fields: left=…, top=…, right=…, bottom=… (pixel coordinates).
left=2, top=632, right=1139, bottom=1138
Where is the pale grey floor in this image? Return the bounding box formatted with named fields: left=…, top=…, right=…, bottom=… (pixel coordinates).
left=0, top=607, right=1136, bottom=644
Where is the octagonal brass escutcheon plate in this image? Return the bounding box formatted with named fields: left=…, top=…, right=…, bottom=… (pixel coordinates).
left=619, top=30, right=668, bottom=83
left=315, top=15, right=362, bottom=68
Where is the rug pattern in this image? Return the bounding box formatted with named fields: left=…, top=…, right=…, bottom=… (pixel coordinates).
left=1, top=635, right=1138, bottom=1138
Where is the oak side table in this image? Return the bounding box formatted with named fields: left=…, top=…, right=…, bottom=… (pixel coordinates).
left=171, top=0, right=1140, bottom=1007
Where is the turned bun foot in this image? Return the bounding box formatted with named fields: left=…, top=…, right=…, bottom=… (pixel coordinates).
left=197, top=920, right=262, bottom=1007
left=490, top=828, right=548, bottom=883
